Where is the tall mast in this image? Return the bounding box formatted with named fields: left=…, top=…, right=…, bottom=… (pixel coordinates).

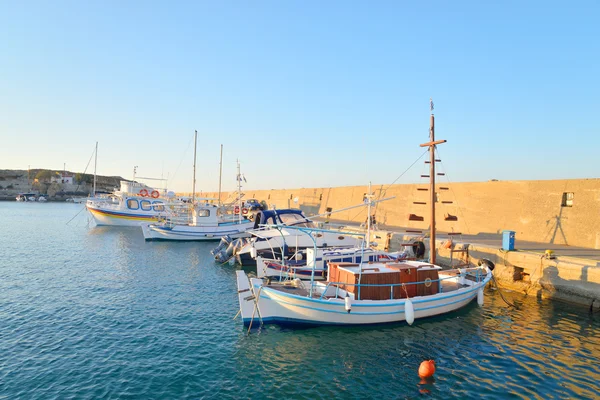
left=237, top=159, right=242, bottom=224
left=366, top=181, right=372, bottom=247
left=429, top=107, right=436, bottom=264
left=192, top=130, right=197, bottom=206
left=93, top=142, right=98, bottom=196
left=420, top=99, right=446, bottom=264
left=218, top=144, right=223, bottom=206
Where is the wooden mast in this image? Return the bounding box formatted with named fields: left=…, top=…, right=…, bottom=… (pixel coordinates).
left=419, top=99, right=446, bottom=264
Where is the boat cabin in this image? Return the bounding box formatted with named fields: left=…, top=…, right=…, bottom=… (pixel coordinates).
left=328, top=261, right=441, bottom=300
left=251, top=209, right=313, bottom=229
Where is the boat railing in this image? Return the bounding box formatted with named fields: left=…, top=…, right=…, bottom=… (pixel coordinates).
left=254, top=224, right=370, bottom=294
left=318, top=268, right=487, bottom=301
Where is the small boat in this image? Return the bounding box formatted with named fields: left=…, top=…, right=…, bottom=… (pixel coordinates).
left=212, top=209, right=361, bottom=265
left=141, top=201, right=255, bottom=241
left=86, top=180, right=181, bottom=226
left=37, top=196, right=48, bottom=202
left=16, top=193, right=37, bottom=202
left=235, top=102, right=493, bottom=327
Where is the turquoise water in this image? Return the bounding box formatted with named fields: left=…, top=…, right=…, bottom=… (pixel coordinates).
left=1, top=202, right=599, bottom=399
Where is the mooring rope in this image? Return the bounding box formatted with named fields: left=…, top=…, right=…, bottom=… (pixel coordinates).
left=491, top=275, right=517, bottom=308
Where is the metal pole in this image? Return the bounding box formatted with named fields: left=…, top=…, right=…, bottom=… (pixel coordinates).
left=237, top=160, right=242, bottom=224
left=93, top=142, right=98, bottom=196
left=218, top=144, right=223, bottom=205
left=192, top=130, right=197, bottom=206
left=429, top=113, right=436, bottom=264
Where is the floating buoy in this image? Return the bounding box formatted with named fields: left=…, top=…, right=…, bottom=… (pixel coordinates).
left=477, top=288, right=484, bottom=306
left=405, top=298, right=415, bottom=325
left=344, top=295, right=352, bottom=313
left=418, top=360, right=436, bottom=378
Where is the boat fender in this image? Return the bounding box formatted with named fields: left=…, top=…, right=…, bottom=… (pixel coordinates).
left=477, top=288, right=484, bottom=306
left=405, top=298, right=415, bottom=325
left=413, top=241, right=426, bottom=258
left=229, top=257, right=236, bottom=266
left=250, top=247, right=257, bottom=259
left=345, top=295, right=352, bottom=313
left=478, top=258, right=495, bottom=271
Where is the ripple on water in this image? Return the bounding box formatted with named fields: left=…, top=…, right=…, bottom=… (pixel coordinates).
left=0, top=203, right=599, bottom=399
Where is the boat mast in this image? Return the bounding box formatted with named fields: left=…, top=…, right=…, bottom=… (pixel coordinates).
left=93, top=142, right=98, bottom=197
left=366, top=181, right=372, bottom=247
left=420, top=99, right=446, bottom=264
left=218, top=144, right=223, bottom=206
left=237, top=159, right=242, bottom=224
left=192, top=130, right=197, bottom=206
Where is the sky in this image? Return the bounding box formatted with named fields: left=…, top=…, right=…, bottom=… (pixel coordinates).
left=1, top=1, right=598, bottom=192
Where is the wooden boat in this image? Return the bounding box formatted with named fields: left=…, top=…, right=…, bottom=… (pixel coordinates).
left=235, top=102, right=493, bottom=327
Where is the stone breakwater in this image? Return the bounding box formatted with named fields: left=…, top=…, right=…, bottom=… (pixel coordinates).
left=196, top=178, right=600, bottom=249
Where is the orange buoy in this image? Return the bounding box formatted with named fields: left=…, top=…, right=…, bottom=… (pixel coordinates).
left=418, top=360, right=436, bottom=378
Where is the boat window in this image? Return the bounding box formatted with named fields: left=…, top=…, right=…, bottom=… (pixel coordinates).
left=152, top=201, right=165, bottom=212
left=140, top=200, right=152, bottom=211
left=197, top=209, right=210, bottom=217
left=279, top=213, right=314, bottom=228
left=127, top=199, right=139, bottom=210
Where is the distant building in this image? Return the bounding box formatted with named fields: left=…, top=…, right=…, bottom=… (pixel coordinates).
left=51, top=172, right=74, bottom=184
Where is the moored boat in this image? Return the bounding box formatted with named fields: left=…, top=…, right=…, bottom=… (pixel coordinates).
left=86, top=180, right=182, bottom=226
left=235, top=101, right=493, bottom=327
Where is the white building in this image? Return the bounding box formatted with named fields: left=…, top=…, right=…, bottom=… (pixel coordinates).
left=51, top=172, right=74, bottom=184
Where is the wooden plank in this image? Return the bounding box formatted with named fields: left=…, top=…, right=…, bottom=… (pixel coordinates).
left=420, top=139, right=447, bottom=147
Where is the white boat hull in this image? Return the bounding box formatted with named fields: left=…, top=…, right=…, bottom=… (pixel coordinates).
left=87, top=204, right=159, bottom=226
left=236, top=269, right=491, bottom=326
left=142, top=221, right=255, bottom=241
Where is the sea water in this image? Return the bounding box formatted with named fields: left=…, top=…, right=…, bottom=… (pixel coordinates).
left=1, top=202, right=599, bottom=399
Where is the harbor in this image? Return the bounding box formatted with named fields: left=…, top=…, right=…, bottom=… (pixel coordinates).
left=1, top=201, right=599, bottom=398
left=2, top=1, right=600, bottom=398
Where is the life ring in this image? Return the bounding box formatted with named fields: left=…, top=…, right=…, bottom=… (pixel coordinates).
left=150, top=190, right=160, bottom=198
left=139, top=189, right=149, bottom=197
left=242, top=207, right=248, bottom=215
left=234, top=206, right=240, bottom=214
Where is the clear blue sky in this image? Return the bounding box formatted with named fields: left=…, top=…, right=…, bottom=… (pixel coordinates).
left=1, top=1, right=598, bottom=192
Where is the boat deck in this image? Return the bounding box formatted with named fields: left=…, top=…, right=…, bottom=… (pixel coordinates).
left=267, top=277, right=473, bottom=300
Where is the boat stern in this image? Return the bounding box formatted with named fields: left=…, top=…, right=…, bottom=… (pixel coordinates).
left=236, top=270, right=262, bottom=325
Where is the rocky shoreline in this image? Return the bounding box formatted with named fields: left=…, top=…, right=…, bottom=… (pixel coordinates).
left=0, top=169, right=124, bottom=201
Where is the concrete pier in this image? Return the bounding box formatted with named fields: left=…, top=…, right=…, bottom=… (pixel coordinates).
left=382, top=231, right=600, bottom=309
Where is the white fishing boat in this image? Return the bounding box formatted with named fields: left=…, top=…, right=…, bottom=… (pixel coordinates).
left=235, top=102, right=493, bottom=327
left=86, top=179, right=181, bottom=226
left=141, top=200, right=254, bottom=241
left=213, top=209, right=361, bottom=266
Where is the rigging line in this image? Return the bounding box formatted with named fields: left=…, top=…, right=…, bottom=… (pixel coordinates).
left=170, top=134, right=195, bottom=187
left=373, top=149, right=429, bottom=217
left=66, top=205, right=87, bottom=225
left=434, top=147, right=472, bottom=236
left=376, top=149, right=429, bottom=202
left=74, top=143, right=96, bottom=193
